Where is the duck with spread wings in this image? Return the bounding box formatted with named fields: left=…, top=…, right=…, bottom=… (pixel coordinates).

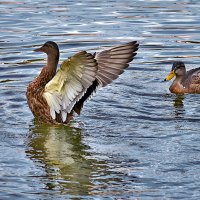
left=26, top=41, right=139, bottom=124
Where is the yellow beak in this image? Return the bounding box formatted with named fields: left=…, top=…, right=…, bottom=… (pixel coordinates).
left=164, top=70, right=175, bottom=81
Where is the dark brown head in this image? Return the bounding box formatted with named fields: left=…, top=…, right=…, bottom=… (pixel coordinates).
left=164, top=61, right=186, bottom=81
left=34, top=41, right=59, bottom=57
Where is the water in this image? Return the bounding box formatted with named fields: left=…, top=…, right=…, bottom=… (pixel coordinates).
left=1, top=0, right=200, bottom=199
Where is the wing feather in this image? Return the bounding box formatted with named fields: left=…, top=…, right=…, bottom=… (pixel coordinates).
left=43, top=51, right=98, bottom=121
left=182, top=67, right=200, bottom=87
left=95, top=41, right=139, bottom=86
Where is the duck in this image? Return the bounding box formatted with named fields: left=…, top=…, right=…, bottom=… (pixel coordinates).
left=164, top=61, right=200, bottom=94
left=26, top=41, right=139, bottom=124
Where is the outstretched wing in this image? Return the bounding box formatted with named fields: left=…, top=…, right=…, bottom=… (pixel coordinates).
left=95, top=41, right=139, bottom=86
left=43, top=51, right=98, bottom=121
left=72, top=41, right=139, bottom=114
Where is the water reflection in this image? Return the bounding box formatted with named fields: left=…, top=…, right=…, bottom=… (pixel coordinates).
left=173, top=94, right=185, bottom=118
left=26, top=121, right=96, bottom=195
left=173, top=94, right=184, bottom=108
left=25, top=121, right=142, bottom=197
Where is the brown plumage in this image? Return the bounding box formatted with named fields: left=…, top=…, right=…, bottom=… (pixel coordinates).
left=164, top=61, right=200, bottom=93
left=26, top=41, right=139, bottom=124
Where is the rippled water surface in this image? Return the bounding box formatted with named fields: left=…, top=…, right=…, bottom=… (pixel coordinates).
left=1, top=0, right=200, bottom=199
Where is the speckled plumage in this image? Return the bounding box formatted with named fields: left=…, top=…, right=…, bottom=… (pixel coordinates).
left=26, top=41, right=139, bottom=124
left=27, top=66, right=58, bottom=123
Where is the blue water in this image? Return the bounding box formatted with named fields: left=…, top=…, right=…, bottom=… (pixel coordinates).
left=1, top=0, right=200, bottom=199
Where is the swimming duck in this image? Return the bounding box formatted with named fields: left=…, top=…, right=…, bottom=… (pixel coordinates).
left=26, top=41, right=139, bottom=124
left=164, top=61, right=200, bottom=94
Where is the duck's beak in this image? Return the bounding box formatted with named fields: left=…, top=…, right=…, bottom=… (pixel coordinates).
left=34, top=46, right=44, bottom=52
left=164, top=70, right=175, bottom=81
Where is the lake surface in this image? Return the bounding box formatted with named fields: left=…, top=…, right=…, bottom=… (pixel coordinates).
left=1, top=0, right=200, bottom=199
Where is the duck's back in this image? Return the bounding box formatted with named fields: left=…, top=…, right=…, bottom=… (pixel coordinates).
left=182, top=67, right=200, bottom=93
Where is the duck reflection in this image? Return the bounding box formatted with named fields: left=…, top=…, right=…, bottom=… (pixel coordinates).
left=173, top=94, right=184, bottom=108
left=26, top=121, right=99, bottom=195
left=164, top=93, right=185, bottom=119
left=172, top=94, right=185, bottom=118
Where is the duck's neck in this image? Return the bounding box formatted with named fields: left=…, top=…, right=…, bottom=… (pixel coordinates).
left=47, top=52, right=59, bottom=75
left=36, top=52, right=59, bottom=87
left=175, top=75, right=184, bottom=82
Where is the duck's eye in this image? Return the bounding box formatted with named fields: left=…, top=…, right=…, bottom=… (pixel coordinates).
left=47, top=44, right=54, bottom=48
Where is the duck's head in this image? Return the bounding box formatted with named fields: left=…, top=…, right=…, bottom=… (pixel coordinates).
left=34, top=41, right=59, bottom=55
left=164, top=61, right=186, bottom=81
